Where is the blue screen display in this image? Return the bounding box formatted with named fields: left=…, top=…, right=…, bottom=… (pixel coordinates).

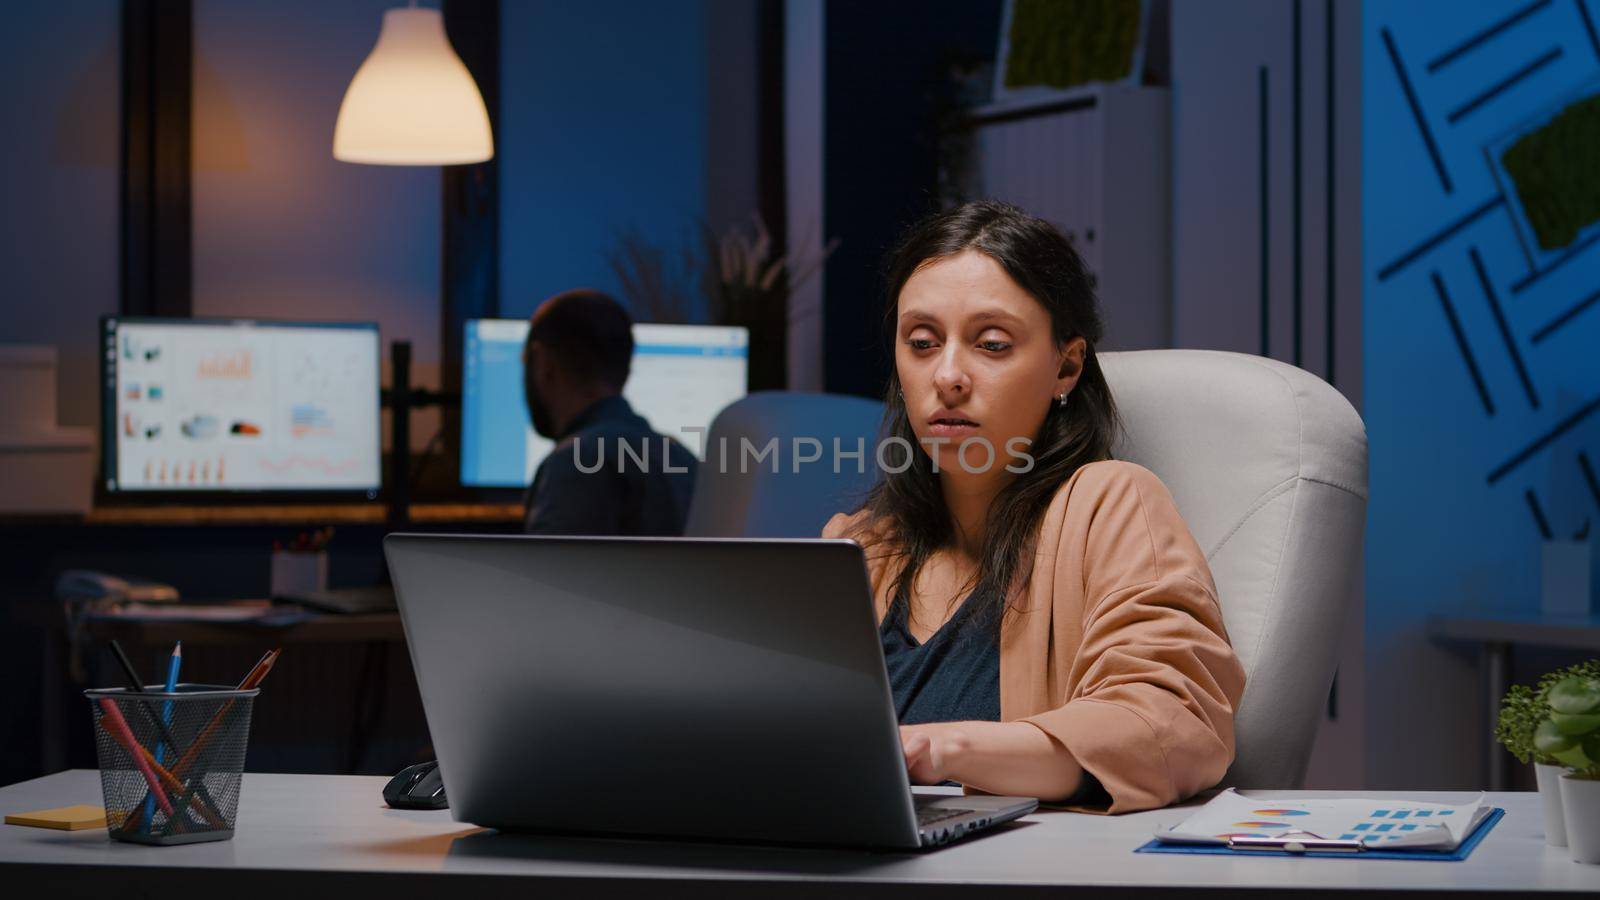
left=460, top=319, right=748, bottom=488
left=461, top=320, right=535, bottom=488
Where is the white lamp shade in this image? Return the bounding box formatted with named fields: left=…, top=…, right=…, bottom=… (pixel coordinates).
left=333, top=7, right=493, bottom=165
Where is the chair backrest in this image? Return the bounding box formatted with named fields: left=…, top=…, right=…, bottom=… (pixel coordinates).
left=1099, top=349, right=1367, bottom=789
left=685, top=354, right=1367, bottom=788
left=684, top=391, right=885, bottom=538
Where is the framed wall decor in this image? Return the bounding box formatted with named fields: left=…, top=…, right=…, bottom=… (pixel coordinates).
left=992, top=0, right=1152, bottom=109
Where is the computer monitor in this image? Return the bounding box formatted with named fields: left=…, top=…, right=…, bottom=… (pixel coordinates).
left=100, top=317, right=382, bottom=496
left=460, top=319, right=748, bottom=488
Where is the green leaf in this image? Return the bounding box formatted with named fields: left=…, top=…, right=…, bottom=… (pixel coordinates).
left=1495, top=684, right=1541, bottom=763
left=1586, top=732, right=1600, bottom=766
left=1536, top=718, right=1580, bottom=755
left=1549, top=677, right=1600, bottom=714
left=1555, top=744, right=1593, bottom=768
left=1553, top=711, right=1600, bottom=735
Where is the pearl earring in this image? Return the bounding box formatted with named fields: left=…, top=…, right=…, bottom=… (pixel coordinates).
left=1057, top=392, right=1069, bottom=408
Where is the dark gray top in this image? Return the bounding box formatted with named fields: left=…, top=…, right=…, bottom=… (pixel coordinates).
left=880, top=590, right=1001, bottom=725
left=880, top=586, right=1108, bottom=804
left=523, top=395, right=697, bottom=536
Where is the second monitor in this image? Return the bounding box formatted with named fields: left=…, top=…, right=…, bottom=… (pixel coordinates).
left=461, top=320, right=748, bottom=488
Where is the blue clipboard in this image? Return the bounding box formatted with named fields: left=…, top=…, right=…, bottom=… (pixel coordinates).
left=1133, top=807, right=1504, bottom=861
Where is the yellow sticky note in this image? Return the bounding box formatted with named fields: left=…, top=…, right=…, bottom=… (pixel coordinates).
left=5, top=805, right=107, bottom=831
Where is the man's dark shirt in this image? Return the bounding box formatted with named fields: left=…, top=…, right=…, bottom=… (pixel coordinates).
left=523, top=395, right=697, bottom=536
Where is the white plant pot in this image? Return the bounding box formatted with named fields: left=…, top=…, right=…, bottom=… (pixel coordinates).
left=1559, top=773, right=1600, bottom=864
left=1537, top=763, right=1569, bottom=847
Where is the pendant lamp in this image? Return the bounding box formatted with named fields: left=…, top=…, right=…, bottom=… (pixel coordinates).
left=333, top=5, right=493, bottom=165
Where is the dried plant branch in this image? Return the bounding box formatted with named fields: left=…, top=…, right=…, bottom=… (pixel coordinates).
left=606, top=212, right=838, bottom=331
left=606, top=228, right=697, bottom=324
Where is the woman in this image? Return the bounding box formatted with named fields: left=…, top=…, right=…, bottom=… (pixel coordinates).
left=823, top=200, right=1245, bottom=813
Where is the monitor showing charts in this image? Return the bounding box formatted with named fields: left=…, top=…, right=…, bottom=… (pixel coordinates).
left=101, top=317, right=382, bottom=495
left=461, top=319, right=748, bottom=488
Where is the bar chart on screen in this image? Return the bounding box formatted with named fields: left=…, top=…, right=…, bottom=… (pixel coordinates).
left=103, top=318, right=381, bottom=493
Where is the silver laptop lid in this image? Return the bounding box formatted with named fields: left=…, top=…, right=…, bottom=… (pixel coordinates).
left=384, top=534, right=923, bottom=848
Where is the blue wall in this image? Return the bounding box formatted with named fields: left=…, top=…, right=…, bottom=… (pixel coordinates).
left=1363, top=0, right=1600, bottom=787
left=499, top=0, right=709, bottom=319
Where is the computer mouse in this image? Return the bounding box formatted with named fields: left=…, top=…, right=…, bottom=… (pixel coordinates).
left=383, top=759, right=448, bottom=810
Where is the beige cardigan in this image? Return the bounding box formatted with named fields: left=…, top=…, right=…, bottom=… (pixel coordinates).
left=822, top=459, right=1245, bottom=814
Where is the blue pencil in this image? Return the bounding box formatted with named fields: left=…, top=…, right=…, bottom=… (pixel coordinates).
left=144, top=642, right=182, bottom=832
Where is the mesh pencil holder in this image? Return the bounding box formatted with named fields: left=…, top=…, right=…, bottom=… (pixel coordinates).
left=86, top=684, right=259, bottom=845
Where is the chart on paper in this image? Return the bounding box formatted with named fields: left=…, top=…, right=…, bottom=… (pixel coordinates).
left=1158, top=789, right=1490, bottom=850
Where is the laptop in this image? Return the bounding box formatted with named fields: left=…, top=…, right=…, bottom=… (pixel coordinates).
left=383, top=533, right=1038, bottom=849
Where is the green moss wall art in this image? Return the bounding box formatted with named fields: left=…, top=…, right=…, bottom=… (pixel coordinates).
left=994, top=0, right=1147, bottom=104
left=1497, top=91, right=1600, bottom=254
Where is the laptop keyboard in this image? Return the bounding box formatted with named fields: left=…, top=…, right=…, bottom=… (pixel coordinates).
left=917, top=805, right=978, bottom=827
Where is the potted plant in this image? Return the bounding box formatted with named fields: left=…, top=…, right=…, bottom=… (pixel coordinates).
left=1498, top=682, right=1569, bottom=846
left=1497, top=659, right=1600, bottom=848
left=607, top=215, right=837, bottom=393
left=1536, top=670, right=1600, bottom=863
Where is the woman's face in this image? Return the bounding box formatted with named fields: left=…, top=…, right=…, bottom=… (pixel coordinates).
left=896, top=249, right=1084, bottom=477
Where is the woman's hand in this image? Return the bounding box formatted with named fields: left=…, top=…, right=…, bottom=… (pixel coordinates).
left=899, top=720, right=1086, bottom=801
left=899, top=723, right=970, bottom=784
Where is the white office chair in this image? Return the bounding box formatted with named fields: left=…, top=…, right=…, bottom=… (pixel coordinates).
left=1099, top=349, right=1368, bottom=789
left=683, top=391, right=886, bottom=538
left=687, top=351, right=1367, bottom=789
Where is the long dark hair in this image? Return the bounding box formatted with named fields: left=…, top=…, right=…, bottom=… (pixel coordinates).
left=849, top=200, right=1120, bottom=630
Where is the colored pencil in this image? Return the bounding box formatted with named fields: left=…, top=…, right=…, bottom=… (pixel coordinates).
left=143, top=642, right=182, bottom=831
left=116, top=740, right=229, bottom=832
left=155, top=649, right=282, bottom=835
left=110, top=645, right=274, bottom=834
left=104, top=641, right=224, bottom=830
left=97, top=699, right=174, bottom=818
left=108, top=640, right=149, bottom=692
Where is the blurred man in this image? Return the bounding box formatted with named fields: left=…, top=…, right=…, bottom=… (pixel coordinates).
left=521, top=289, right=697, bottom=535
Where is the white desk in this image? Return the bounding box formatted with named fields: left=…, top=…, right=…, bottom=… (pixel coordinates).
left=3, top=771, right=1598, bottom=898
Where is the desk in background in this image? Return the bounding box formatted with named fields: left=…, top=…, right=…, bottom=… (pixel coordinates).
left=76, top=501, right=524, bottom=526
left=31, top=605, right=405, bottom=776
left=1429, top=613, right=1600, bottom=791
left=0, top=773, right=1595, bottom=898
left=0, top=503, right=519, bottom=786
